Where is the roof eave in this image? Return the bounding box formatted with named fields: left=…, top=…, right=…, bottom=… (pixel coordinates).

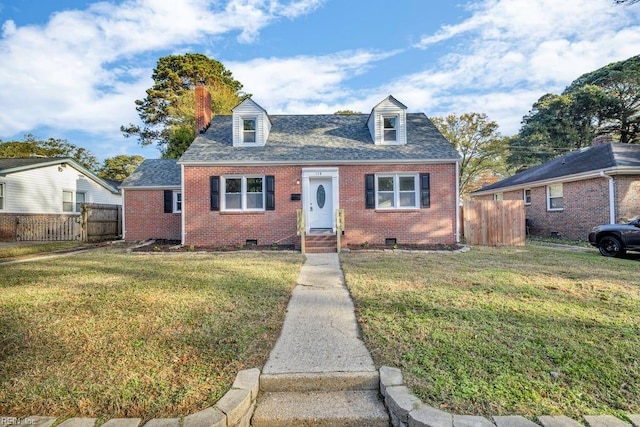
left=0, top=158, right=120, bottom=194
left=119, top=185, right=181, bottom=190
left=472, top=166, right=640, bottom=196
left=178, top=158, right=460, bottom=166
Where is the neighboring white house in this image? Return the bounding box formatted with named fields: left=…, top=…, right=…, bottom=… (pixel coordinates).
left=0, top=157, right=121, bottom=240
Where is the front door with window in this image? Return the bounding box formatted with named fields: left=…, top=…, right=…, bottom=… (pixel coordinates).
left=308, top=178, right=333, bottom=229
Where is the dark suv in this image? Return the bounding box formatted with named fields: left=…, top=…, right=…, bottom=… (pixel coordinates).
left=588, top=215, right=640, bottom=257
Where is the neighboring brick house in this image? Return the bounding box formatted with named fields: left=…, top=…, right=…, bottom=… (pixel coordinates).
left=0, top=157, right=122, bottom=240
left=121, top=91, right=462, bottom=251
left=471, top=142, right=640, bottom=240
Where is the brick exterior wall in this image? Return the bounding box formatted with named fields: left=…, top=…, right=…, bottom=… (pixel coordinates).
left=0, top=214, right=18, bottom=240
left=124, top=189, right=181, bottom=241
left=615, top=175, right=640, bottom=222
left=183, top=163, right=457, bottom=247
left=475, top=177, right=615, bottom=240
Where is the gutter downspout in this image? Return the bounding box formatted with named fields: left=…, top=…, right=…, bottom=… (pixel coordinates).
left=455, top=161, right=460, bottom=243
left=600, top=171, right=616, bottom=224
left=121, top=188, right=126, bottom=240
left=181, top=164, right=186, bottom=245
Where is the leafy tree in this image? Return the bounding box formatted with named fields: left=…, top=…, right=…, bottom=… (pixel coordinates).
left=432, top=113, right=510, bottom=196
left=0, top=134, right=99, bottom=170
left=508, top=55, right=640, bottom=170
left=98, top=155, right=144, bottom=181
left=121, top=53, right=246, bottom=159
left=334, top=110, right=362, bottom=115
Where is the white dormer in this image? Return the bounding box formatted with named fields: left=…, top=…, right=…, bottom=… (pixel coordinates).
left=232, top=98, right=271, bottom=147
left=367, top=95, right=408, bottom=145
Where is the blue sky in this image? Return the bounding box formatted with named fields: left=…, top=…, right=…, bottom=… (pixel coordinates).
left=0, top=0, right=639, bottom=163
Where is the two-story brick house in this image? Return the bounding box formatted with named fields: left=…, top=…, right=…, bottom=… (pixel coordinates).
left=121, top=89, right=461, bottom=251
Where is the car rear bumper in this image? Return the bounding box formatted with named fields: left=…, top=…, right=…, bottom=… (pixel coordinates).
left=588, top=232, right=597, bottom=246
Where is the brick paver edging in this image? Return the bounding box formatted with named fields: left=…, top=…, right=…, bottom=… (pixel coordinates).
left=380, top=366, right=640, bottom=427
left=1, top=368, right=260, bottom=427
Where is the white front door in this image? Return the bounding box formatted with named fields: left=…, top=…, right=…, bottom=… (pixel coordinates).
left=308, top=178, right=333, bottom=229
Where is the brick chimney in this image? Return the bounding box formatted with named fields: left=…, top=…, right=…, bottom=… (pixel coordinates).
left=195, top=85, right=212, bottom=136
left=592, top=134, right=614, bottom=146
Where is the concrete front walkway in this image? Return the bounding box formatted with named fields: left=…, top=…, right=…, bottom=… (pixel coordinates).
left=252, top=253, right=389, bottom=426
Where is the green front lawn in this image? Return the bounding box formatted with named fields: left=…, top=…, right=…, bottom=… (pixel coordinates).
left=0, top=249, right=303, bottom=421
left=0, top=241, right=87, bottom=260
left=342, top=246, right=640, bottom=418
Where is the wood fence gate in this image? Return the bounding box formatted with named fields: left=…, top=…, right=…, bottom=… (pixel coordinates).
left=16, top=203, right=122, bottom=242
left=463, top=200, right=526, bottom=246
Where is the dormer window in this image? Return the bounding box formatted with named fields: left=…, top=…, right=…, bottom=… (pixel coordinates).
left=243, top=118, right=256, bottom=143
left=367, top=95, right=407, bottom=145
left=232, top=98, right=271, bottom=147
left=383, top=116, right=397, bottom=142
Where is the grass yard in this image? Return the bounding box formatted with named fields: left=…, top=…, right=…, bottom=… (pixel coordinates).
left=341, top=246, right=640, bottom=418
left=0, top=248, right=303, bottom=421
left=0, top=241, right=87, bottom=260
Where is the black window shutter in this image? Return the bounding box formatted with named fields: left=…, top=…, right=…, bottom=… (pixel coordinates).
left=265, top=175, right=275, bottom=210
left=420, top=173, right=431, bottom=208
left=163, top=190, right=172, bottom=213
left=210, top=176, right=220, bottom=211
left=365, top=174, right=375, bottom=209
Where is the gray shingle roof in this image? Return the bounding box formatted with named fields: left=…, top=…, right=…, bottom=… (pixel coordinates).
left=120, top=159, right=180, bottom=188
left=0, top=157, right=69, bottom=172
left=476, top=143, right=640, bottom=193
left=180, top=113, right=459, bottom=163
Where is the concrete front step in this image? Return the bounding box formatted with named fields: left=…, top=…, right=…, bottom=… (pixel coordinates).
left=305, top=246, right=338, bottom=253
left=260, top=371, right=379, bottom=392
left=251, top=390, right=389, bottom=427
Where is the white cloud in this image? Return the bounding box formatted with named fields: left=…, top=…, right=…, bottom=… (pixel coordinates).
left=0, top=0, right=323, bottom=143
left=406, top=0, right=640, bottom=134
left=227, top=49, right=401, bottom=113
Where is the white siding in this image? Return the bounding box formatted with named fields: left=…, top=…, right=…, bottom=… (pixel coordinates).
left=232, top=99, right=270, bottom=146
left=1, top=164, right=121, bottom=214
left=367, top=98, right=407, bottom=145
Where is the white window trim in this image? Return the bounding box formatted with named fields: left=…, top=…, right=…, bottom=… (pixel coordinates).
left=173, top=191, right=182, bottom=213
left=381, top=114, right=400, bottom=145
left=241, top=117, right=257, bottom=144
left=523, top=189, right=531, bottom=205
left=494, top=193, right=504, bottom=201
left=375, top=173, right=419, bottom=209
left=75, top=192, right=86, bottom=213
left=0, top=182, right=5, bottom=211
left=62, top=190, right=74, bottom=213
left=546, top=184, right=564, bottom=211
left=221, top=175, right=265, bottom=212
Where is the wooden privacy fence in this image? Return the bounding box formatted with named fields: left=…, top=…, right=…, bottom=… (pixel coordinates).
left=16, top=203, right=122, bottom=242
left=463, top=200, right=526, bottom=246
left=16, top=216, right=81, bottom=241
left=83, top=203, right=122, bottom=242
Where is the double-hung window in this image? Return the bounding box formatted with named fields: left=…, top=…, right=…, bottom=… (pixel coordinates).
left=75, top=192, right=86, bottom=213
left=63, top=191, right=74, bottom=212
left=494, top=193, right=504, bottom=201
left=0, top=183, right=4, bottom=210
left=173, top=191, right=182, bottom=213
left=223, top=176, right=264, bottom=211
left=382, top=116, right=397, bottom=142
left=547, top=184, right=563, bottom=211
left=242, top=119, right=256, bottom=143
left=524, top=189, right=531, bottom=205
left=376, top=174, right=418, bottom=209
